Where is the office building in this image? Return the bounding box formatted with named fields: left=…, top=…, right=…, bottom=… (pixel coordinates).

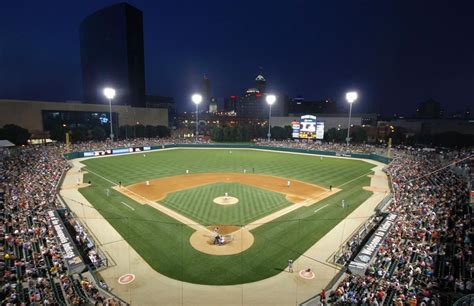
left=80, top=3, right=146, bottom=107
left=146, top=95, right=177, bottom=128
left=255, top=74, right=266, bottom=93
left=209, top=97, right=218, bottom=113
left=224, top=96, right=238, bottom=113
left=202, top=75, right=211, bottom=112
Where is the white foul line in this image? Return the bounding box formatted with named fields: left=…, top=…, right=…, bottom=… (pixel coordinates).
left=120, top=202, right=135, bottom=211
left=314, top=204, right=329, bottom=213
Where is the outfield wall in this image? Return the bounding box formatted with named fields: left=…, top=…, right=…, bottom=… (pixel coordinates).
left=64, top=143, right=392, bottom=164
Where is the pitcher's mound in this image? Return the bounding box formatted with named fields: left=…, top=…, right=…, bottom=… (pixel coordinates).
left=190, top=225, right=254, bottom=255
left=213, top=196, right=239, bottom=205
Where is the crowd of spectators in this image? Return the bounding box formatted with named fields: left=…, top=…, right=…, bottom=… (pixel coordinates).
left=255, top=139, right=386, bottom=154
left=0, top=145, right=122, bottom=305
left=63, top=137, right=209, bottom=153
left=325, top=150, right=473, bottom=305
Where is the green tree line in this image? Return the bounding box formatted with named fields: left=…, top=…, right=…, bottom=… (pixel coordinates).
left=49, top=124, right=170, bottom=143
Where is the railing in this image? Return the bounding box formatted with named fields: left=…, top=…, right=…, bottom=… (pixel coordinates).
left=81, top=269, right=129, bottom=306
left=375, top=193, right=393, bottom=213
left=453, top=294, right=474, bottom=306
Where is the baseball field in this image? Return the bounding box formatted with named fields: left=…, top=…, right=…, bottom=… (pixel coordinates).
left=77, top=148, right=374, bottom=285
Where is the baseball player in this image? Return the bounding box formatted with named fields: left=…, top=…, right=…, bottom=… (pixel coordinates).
left=288, top=259, right=294, bottom=273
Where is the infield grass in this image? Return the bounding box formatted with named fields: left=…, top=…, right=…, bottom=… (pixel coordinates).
left=79, top=148, right=375, bottom=285
left=161, top=182, right=292, bottom=225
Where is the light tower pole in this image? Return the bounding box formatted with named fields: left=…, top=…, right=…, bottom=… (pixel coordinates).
left=266, top=94, right=276, bottom=142
left=192, top=94, right=202, bottom=141
left=103, top=88, right=116, bottom=141
left=345, top=91, right=358, bottom=146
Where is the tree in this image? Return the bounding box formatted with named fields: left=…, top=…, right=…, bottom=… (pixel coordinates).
left=271, top=126, right=287, bottom=140
left=284, top=125, right=293, bottom=139
left=223, top=127, right=233, bottom=142
left=49, top=125, right=66, bottom=142
left=241, top=126, right=252, bottom=142
left=156, top=125, right=171, bottom=138
left=211, top=127, right=224, bottom=142
left=350, top=126, right=367, bottom=143
left=145, top=125, right=158, bottom=138
left=70, top=127, right=88, bottom=142
left=0, top=124, right=31, bottom=145
left=232, top=126, right=243, bottom=142
left=326, top=128, right=346, bottom=142
left=123, top=125, right=134, bottom=139
left=135, top=124, right=145, bottom=138
left=91, top=126, right=107, bottom=141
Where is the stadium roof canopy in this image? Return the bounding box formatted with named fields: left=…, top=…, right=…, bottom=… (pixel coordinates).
left=0, top=140, right=15, bottom=148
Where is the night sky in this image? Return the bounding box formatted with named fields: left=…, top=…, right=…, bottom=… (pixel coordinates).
left=1, top=0, right=473, bottom=115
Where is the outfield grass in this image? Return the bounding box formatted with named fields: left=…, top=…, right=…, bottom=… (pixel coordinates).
left=79, top=148, right=374, bottom=285
left=160, top=182, right=292, bottom=225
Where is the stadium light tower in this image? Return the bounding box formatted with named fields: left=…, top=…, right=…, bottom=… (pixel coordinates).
left=266, top=94, right=276, bottom=142
left=192, top=94, right=202, bottom=140
left=345, top=91, right=358, bottom=146
left=103, top=87, right=116, bottom=142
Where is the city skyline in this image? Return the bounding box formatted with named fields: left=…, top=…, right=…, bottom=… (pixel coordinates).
left=0, top=1, right=473, bottom=116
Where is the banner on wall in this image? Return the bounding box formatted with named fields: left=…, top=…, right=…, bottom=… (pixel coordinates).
left=83, top=146, right=151, bottom=157
left=348, top=213, right=397, bottom=275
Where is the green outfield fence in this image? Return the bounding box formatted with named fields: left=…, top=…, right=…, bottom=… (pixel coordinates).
left=64, top=143, right=393, bottom=164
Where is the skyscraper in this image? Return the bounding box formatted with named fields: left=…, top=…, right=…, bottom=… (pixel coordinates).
left=255, top=74, right=266, bottom=93
left=209, top=97, right=218, bottom=113
left=80, top=3, right=146, bottom=107
left=224, top=96, right=238, bottom=112
left=202, top=75, right=211, bottom=112
left=238, top=73, right=267, bottom=118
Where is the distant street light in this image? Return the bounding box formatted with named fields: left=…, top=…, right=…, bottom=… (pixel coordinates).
left=103, top=87, right=116, bottom=141
left=266, top=94, right=276, bottom=142
left=192, top=94, right=202, bottom=141
left=345, top=91, right=358, bottom=145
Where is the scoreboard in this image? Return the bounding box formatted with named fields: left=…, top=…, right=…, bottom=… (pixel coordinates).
left=292, top=115, right=324, bottom=140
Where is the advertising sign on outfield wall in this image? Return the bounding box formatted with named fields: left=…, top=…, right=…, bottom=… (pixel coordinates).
left=82, top=146, right=151, bottom=157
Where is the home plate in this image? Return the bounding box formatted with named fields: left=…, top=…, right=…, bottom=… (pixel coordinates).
left=118, top=273, right=136, bottom=285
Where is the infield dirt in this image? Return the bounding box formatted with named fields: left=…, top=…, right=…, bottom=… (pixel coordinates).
left=189, top=225, right=255, bottom=256
left=115, top=172, right=334, bottom=205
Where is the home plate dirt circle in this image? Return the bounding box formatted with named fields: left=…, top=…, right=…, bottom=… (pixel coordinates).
left=299, top=269, right=316, bottom=280
left=190, top=225, right=254, bottom=255
left=118, top=273, right=136, bottom=285
left=213, top=196, right=239, bottom=205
